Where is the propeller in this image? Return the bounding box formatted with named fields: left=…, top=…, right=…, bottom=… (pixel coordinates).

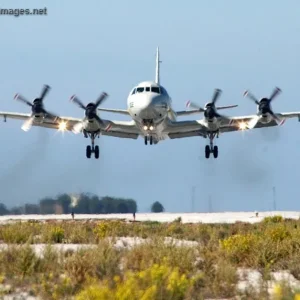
left=15, top=84, right=51, bottom=108
left=211, top=88, right=222, bottom=105
left=14, top=84, right=58, bottom=131
left=70, top=92, right=108, bottom=133
left=243, top=87, right=283, bottom=128
left=186, top=89, right=229, bottom=119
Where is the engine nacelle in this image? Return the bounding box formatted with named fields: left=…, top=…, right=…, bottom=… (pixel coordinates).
left=260, top=115, right=272, bottom=124
left=33, top=113, right=45, bottom=123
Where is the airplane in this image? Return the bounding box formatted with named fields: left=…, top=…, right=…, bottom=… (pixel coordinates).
left=1, top=47, right=300, bottom=159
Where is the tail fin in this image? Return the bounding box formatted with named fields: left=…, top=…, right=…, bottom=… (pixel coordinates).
left=155, top=47, right=161, bottom=84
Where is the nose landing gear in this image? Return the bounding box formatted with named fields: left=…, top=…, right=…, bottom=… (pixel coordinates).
left=85, top=132, right=100, bottom=159
left=144, top=135, right=153, bottom=145
left=205, top=132, right=218, bottom=159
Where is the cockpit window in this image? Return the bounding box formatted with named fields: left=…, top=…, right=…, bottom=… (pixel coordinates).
left=151, top=87, right=160, bottom=94
left=136, top=87, right=144, bottom=93
left=131, top=88, right=136, bottom=95
left=146, top=87, right=150, bottom=92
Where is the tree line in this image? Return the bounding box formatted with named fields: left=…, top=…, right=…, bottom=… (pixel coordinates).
left=0, top=193, right=138, bottom=215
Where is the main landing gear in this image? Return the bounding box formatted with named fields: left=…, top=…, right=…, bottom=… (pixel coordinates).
left=205, top=132, right=218, bottom=159
left=84, top=131, right=100, bottom=159
left=144, top=135, right=153, bottom=145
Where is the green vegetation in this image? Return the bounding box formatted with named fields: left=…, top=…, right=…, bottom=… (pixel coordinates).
left=151, top=201, right=165, bottom=213
left=0, top=193, right=137, bottom=215
left=0, top=215, right=299, bottom=298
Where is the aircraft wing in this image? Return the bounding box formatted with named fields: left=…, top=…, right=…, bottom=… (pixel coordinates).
left=0, top=112, right=62, bottom=122
left=219, top=112, right=300, bottom=131
left=101, top=120, right=139, bottom=139
left=163, top=120, right=207, bottom=139
left=0, top=112, right=33, bottom=121
left=176, top=105, right=238, bottom=117
left=0, top=112, right=140, bottom=139
left=97, top=108, right=130, bottom=115
left=175, top=110, right=203, bottom=117
left=276, top=112, right=300, bottom=120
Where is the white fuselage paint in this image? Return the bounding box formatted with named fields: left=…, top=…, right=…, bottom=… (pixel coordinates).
left=127, top=81, right=172, bottom=141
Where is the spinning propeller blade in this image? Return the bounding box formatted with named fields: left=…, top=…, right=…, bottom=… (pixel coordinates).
left=211, top=88, right=222, bottom=104
left=70, top=92, right=109, bottom=131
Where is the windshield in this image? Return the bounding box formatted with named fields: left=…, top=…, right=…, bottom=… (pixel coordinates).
left=151, top=87, right=160, bottom=94
left=136, top=87, right=144, bottom=93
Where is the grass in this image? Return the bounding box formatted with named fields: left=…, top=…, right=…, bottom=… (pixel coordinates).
left=0, top=216, right=299, bottom=298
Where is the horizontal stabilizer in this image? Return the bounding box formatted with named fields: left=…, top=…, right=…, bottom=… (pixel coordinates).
left=98, top=108, right=129, bottom=115
left=176, top=110, right=204, bottom=117
left=216, top=105, right=238, bottom=110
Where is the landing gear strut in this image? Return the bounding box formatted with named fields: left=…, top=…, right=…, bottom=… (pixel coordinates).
left=144, top=135, right=153, bottom=145
left=205, top=132, right=218, bottom=159
left=85, top=132, right=100, bottom=159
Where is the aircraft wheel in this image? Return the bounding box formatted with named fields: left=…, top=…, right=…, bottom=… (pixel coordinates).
left=95, top=146, right=100, bottom=159
left=86, top=145, right=92, bottom=159
left=205, top=145, right=210, bottom=159
left=150, top=136, right=153, bottom=145
left=213, top=145, right=218, bottom=158
left=144, top=136, right=148, bottom=145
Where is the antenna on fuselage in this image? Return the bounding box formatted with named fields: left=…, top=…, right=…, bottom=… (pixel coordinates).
left=155, top=47, right=162, bottom=85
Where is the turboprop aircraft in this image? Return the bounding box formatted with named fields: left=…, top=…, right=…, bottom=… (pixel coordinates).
left=1, top=47, right=300, bottom=159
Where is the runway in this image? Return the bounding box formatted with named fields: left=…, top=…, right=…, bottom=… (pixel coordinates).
left=0, top=211, right=299, bottom=224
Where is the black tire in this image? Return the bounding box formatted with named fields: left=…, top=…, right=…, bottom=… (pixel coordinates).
left=150, top=136, right=153, bottom=145
left=86, top=145, right=92, bottom=158
left=144, top=136, right=148, bottom=145
left=205, top=145, right=210, bottom=159
left=213, top=145, right=218, bottom=158
left=95, top=146, right=100, bottom=159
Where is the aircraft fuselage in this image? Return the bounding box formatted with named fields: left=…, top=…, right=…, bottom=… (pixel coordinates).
left=127, top=81, right=172, bottom=142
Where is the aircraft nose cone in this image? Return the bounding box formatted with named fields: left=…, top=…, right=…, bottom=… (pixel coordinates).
left=136, top=94, right=153, bottom=110
left=133, top=94, right=161, bottom=119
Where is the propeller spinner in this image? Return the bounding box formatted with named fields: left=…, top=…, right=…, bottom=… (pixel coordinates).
left=70, top=92, right=108, bottom=133
left=14, top=84, right=58, bottom=131
left=243, top=87, right=282, bottom=126
left=186, top=89, right=228, bottom=119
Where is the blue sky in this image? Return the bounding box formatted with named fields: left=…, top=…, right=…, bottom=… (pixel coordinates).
left=0, top=0, right=300, bottom=212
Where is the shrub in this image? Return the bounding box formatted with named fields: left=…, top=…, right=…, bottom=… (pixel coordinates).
left=0, top=244, right=40, bottom=279
left=0, top=222, right=40, bottom=244
left=50, top=226, right=65, bottom=243
left=64, top=242, right=121, bottom=286
left=123, top=238, right=198, bottom=274
left=220, top=233, right=258, bottom=265
left=76, top=284, right=113, bottom=300
left=76, top=263, right=189, bottom=300
left=263, top=215, right=283, bottom=224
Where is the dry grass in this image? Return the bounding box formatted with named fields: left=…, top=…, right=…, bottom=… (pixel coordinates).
left=0, top=216, right=299, bottom=298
